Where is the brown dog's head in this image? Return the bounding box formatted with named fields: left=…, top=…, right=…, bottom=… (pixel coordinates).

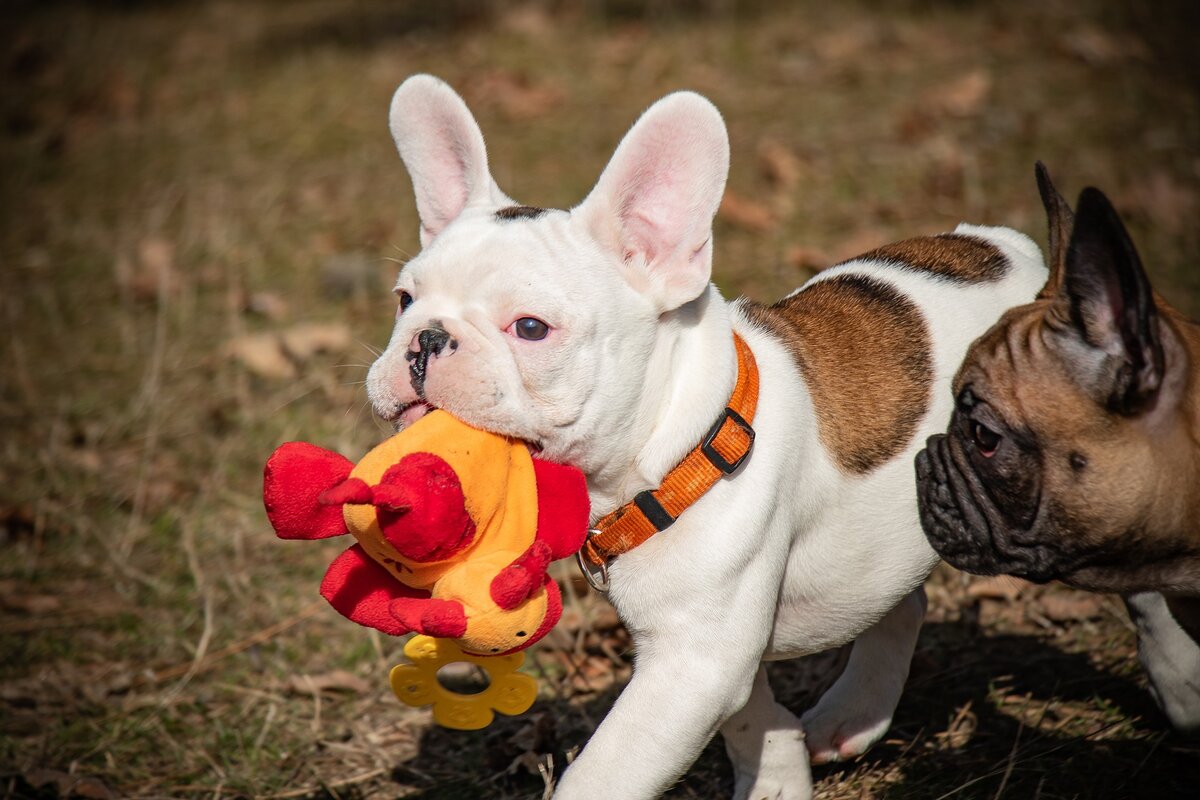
left=916, top=163, right=1200, bottom=594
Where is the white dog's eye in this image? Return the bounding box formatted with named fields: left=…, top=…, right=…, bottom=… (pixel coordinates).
left=510, top=317, right=550, bottom=341
left=396, top=291, right=414, bottom=314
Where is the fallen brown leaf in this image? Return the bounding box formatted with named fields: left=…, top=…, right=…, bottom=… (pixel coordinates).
left=501, top=5, right=554, bottom=40
left=922, top=70, right=992, bottom=118
left=115, top=236, right=178, bottom=303
left=965, top=575, right=1029, bottom=601
left=831, top=228, right=890, bottom=263
left=280, top=322, right=352, bottom=361
left=1036, top=592, right=1104, bottom=622
left=813, top=23, right=878, bottom=63
left=245, top=291, right=289, bottom=321
left=758, top=139, right=804, bottom=191
left=0, top=592, right=62, bottom=615
left=1060, top=25, right=1146, bottom=66
left=225, top=333, right=296, bottom=380
left=23, top=769, right=117, bottom=800
left=469, top=70, right=564, bottom=121
left=287, top=669, right=371, bottom=695
left=570, top=654, right=617, bottom=693
left=977, top=597, right=1026, bottom=628
left=719, top=190, right=776, bottom=233
left=598, top=24, right=649, bottom=67
left=589, top=603, right=621, bottom=632
left=786, top=245, right=833, bottom=273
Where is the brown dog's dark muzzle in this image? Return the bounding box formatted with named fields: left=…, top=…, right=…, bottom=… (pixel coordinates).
left=915, top=434, right=1061, bottom=583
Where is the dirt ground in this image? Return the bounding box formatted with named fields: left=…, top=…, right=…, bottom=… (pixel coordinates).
left=2, top=1, right=1199, bottom=798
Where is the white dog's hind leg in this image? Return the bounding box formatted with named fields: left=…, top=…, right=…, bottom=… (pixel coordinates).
left=800, top=586, right=926, bottom=763
left=1124, top=591, right=1200, bottom=733
left=720, top=665, right=813, bottom=800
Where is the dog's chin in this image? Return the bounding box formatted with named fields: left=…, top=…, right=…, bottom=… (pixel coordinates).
left=916, top=437, right=1060, bottom=584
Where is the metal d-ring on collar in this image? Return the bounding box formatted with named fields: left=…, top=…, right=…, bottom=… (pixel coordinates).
left=575, top=529, right=610, bottom=593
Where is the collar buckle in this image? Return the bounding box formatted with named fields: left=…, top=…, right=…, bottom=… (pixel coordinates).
left=700, top=406, right=755, bottom=475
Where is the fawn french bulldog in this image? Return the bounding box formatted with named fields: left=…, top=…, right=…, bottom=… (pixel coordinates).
left=916, top=163, right=1200, bottom=732
left=367, top=75, right=1046, bottom=798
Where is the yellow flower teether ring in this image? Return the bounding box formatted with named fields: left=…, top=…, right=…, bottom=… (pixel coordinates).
left=389, top=635, right=537, bottom=730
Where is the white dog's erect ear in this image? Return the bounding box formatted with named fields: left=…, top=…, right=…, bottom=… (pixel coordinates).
left=389, top=75, right=512, bottom=247
left=577, top=92, right=730, bottom=310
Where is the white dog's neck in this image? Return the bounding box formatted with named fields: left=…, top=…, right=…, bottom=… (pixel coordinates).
left=586, top=286, right=738, bottom=518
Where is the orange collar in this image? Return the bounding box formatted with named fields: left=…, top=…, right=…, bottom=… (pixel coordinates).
left=578, top=333, right=759, bottom=588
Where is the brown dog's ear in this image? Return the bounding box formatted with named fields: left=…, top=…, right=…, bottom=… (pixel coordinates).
left=1034, top=161, right=1074, bottom=300
left=1053, top=187, right=1164, bottom=414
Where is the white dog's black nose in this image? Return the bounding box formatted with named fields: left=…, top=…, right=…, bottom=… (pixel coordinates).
left=406, top=325, right=457, bottom=395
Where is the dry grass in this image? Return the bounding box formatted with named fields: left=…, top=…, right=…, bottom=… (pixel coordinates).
left=2, top=1, right=1199, bottom=798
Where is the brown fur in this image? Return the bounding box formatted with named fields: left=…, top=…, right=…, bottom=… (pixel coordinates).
left=1034, top=161, right=1074, bottom=299
left=744, top=274, right=933, bottom=474
left=951, top=297, right=1200, bottom=594
left=853, top=233, right=1008, bottom=283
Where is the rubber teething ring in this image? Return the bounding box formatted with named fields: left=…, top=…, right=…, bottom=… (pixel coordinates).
left=389, top=635, right=537, bottom=730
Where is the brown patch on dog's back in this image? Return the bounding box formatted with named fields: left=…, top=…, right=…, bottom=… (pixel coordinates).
left=495, top=205, right=548, bottom=221
left=744, top=275, right=932, bottom=474
left=854, top=233, right=1007, bottom=283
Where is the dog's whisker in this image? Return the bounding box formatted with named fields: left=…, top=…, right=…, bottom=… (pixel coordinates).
left=355, top=339, right=383, bottom=358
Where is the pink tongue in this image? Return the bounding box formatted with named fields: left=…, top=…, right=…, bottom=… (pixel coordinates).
left=400, top=402, right=432, bottom=427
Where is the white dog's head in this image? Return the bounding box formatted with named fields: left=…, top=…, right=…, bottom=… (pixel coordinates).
left=367, top=75, right=730, bottom=477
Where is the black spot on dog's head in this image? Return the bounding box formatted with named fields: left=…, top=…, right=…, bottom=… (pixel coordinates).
left=495, top=205, right=548, bottom=221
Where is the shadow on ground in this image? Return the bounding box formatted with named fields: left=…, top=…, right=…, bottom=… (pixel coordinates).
left=391, top=619, right=1199, bottom=799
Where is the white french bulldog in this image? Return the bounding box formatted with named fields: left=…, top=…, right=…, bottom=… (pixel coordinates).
left=366, top=74, right=1047, bottom=799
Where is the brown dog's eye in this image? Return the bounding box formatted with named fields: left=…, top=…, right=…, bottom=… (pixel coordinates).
left=971, top=421, right=1001, bottom=457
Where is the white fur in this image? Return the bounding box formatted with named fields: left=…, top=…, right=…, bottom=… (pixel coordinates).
left=367, top=75, right=1049, bottom=798
left=389, top=75, right=514, bottom=246
left=1125, top=592, right=1200, bottom=731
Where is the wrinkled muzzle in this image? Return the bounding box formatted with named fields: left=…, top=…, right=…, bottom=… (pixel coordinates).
left=916, top=434, right=1059, bottom=583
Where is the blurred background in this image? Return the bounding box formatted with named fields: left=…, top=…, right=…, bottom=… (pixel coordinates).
left=2, top=1, right=1198, bottom=798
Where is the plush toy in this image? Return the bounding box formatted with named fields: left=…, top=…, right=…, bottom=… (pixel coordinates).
left=262, top=410, right=589, bottom=657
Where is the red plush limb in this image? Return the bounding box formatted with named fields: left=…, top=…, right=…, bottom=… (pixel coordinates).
left=490, top=540, right=553, bottom=610
left=389, top=597, right=468, bottom=638
left=375, top=452, right=477, bottom=562
left=263, top=442, right=355, bottom=540
left=319, top=477, right=372, bottom=506
left=320, top=544, right=430, bottom=636
left=370, top=483, right=413, bottom=513
left=530, top=458, right=590, bottom=559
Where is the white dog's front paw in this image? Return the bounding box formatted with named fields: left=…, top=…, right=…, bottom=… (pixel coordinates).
left=726, top=728, right=812, bottom=800
left=732, top=770, right=813, bottom=800
left=800, top=699, right=892, bottom=764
